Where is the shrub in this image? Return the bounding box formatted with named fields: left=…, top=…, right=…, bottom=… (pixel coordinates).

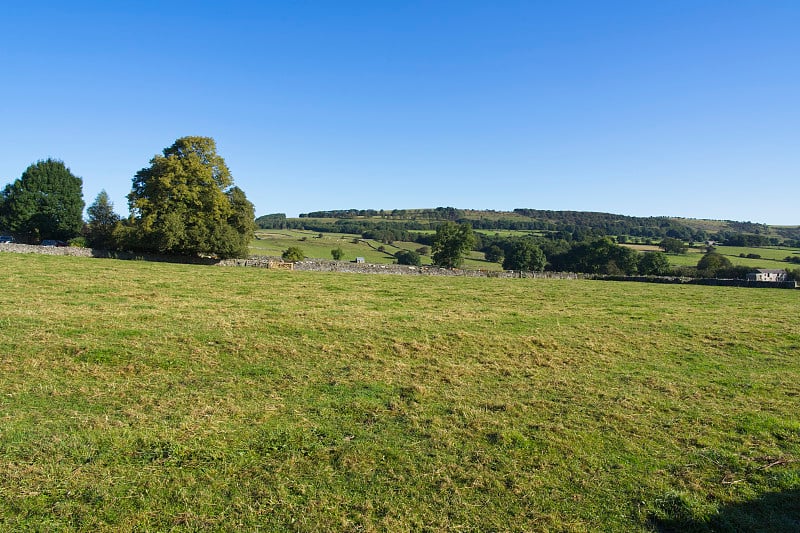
left=697, top=252, right=733, bottom=277
left=68, top=236, right=87, bottom=248
left=331, top=247, right=344, bottom=261
left=282, top=246, right=305, bottom=262
left=395, top=249, right=421, bottom=266
left=484, top=245, right=504, bottom=263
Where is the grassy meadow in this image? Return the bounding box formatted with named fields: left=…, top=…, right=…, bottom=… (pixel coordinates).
left=254, top=229, right=800, bottom=273
left=251, top=229, right=503, bottom=271
left=1, top=252, right=798, bottom=531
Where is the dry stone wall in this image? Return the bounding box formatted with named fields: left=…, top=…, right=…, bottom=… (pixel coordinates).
left=5, top=244, right=792, bottom=287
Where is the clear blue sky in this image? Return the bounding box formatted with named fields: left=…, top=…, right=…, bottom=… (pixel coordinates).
left=1, top=1, right=798, bottom=224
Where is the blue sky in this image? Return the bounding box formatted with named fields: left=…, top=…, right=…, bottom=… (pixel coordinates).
left=1, top=1, right=798, bottom=224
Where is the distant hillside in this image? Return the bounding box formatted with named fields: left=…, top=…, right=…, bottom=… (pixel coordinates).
left=256, top=208, right=799, bottom=246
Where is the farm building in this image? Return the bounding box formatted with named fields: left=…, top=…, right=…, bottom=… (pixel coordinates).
left=746, top=269, right=788, bottom=282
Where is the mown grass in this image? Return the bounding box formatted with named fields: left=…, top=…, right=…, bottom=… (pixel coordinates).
left=0, top=253, right=798, bottom=531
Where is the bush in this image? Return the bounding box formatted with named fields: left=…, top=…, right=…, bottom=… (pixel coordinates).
left=697, top=252, right=733, bottom=277
left=68, top=236, right=87, bottom=248
left=484, top=245, right=504, bottom=263
left=639, top=251, right=671, bottom=276
left=282, top=246, right=305, bottom=262
left=395, top=249, right=421, bottom=266
left=331, top=247, right=344, bottom=261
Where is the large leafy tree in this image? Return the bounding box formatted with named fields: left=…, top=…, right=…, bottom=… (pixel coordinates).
left=502, top=240, right=546, bottom=271
left=550, top=238, right=639, bottom=274
left=86, top=190, right=121, bottom=249
left=0, top=159, right=84, bottom=242
left=126, top=136, right=255, bottom=258
left=431, top=221, right=476, bottom=268
left=697, top=252, right=732, bottom=278
left=639, top=251, right=671, bottom=276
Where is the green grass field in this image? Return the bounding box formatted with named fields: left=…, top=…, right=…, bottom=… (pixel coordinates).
left=251, top=230, right=504, bottom=271
left=1, top=253, right=798, bottom=531
left=625, top=244, right=800, bottom=270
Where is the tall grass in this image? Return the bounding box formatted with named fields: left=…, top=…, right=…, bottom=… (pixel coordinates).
left=0, top=253, right=797, bottom=531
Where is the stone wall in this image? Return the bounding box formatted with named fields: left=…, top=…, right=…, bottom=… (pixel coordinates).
left=595, top=274, right=798, bottom=289
left=0, top=243, right=94, bottom=257
left=4, top=244, right=794, bottom=287
left=216, top=255, right=583, bottom=279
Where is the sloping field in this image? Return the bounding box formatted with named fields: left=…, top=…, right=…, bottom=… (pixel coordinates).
left=0, top=253, right=798, bottom=531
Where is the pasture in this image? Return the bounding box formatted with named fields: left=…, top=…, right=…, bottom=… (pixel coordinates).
left=251, top=229, right=503, bottom=270
left=0, top=252, right=798, bottom=531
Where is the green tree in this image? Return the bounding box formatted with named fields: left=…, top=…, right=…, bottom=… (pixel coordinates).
left=638, top=251, right=671, bottom=276
left=431, top=221, right=476, bottom=268
left=331, top=247, right=344, bottom=260
left=395, top=249, right=421, bottom=266
left=502, top=240, right=545, bottom=271
left=697, top=252, right=732, bottom=278
left=85, top=190, right=121, bottom=249
left=1, top=159, right=84, bottom=242
left=125, top=136, right=254, bottom=258
left=282, top=246, right=304, bottom=262
left=660, top=237, right=688, bottom=254
left=484, top=244, right=504, bottom=263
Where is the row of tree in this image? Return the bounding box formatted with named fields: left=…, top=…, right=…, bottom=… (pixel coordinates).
left=0, top=137, right=255, bottom=258
left=425, top=223, right=800, bottom=280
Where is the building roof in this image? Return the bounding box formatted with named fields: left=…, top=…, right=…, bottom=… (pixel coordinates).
left=751, top=269, right=786, bottom=274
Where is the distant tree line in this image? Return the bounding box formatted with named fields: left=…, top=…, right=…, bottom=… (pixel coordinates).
left=280, top=206, right=800, bottom=249
left=299, top=206, right=464, bottom=221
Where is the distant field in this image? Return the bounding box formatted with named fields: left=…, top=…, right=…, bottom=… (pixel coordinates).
left=625, top=244, right=800, bottom=270
left=1, top=253, right=798, bottom=531
left=251, top=230, right=504, bottom=270
left=257, top=230, right=800, bottom=273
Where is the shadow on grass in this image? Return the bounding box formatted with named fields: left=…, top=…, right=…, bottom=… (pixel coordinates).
left=650, top=489, right=800, bottom=532
left=90, top=249, right=220, bottom=265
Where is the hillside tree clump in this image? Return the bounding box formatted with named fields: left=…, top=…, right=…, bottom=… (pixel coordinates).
left=502, top=240, right=545, bottom=271
left=431, top=221, right=476, bottom=268
left=638, top=251, right=671, bottom=276
left=0, top=159, right=84, bottom=242
left=125, top=136, right=255, bottom=258
left=660, top=237, right=688, bottom=254
left=484, top=244, right=504, bottom=263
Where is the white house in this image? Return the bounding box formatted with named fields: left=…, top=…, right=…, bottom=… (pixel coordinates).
left=746, top=269, right=787, bottom=282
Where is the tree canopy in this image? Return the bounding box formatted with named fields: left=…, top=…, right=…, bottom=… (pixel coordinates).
left=638, top=251, right=671, bottom=276
left=660, top=237, right=688, bottom=254
left=431, top=222, right=476, bottom=268
left=395, top=249, right=421, bottom=266
left=697, top=252, right=733, bottom=278
left=0, top=159, right=84, bottom=242
left=125, top=136, right=254, bottom=258
left=502, top=240, right=546, bottom=271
